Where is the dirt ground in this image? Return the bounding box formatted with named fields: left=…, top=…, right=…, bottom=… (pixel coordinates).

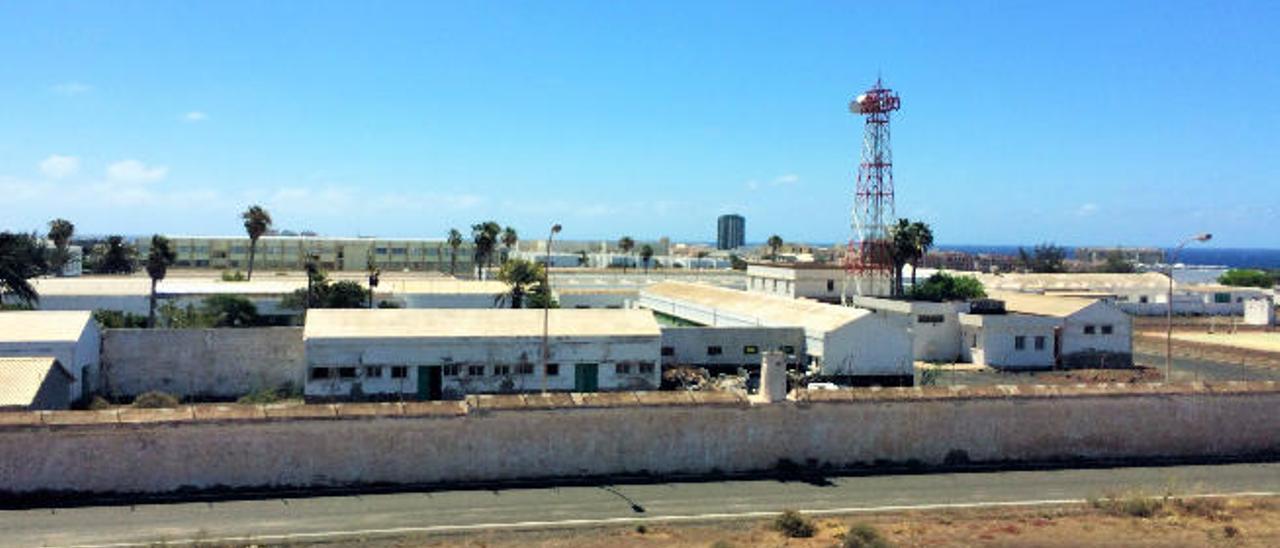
left=288, top=496, right=1280, bottom=548
left=1162, top=331, right=1280, bottom=353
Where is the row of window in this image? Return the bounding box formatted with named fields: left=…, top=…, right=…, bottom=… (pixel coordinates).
left=1083, top=324, right=1115, bottom=335
left=661, top=345, right=795, bottom=357
left=309, top=362, right=656, bottom=381
left=1013, top=336, right=1048, bottom=351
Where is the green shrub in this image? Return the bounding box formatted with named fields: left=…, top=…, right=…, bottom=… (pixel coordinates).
left=843, top=523, right=893, bottom=548
left=773, top=510, right=815, bottom=538
left=87, top=396, right=112, bottom=411
left=221, top=270, right=248, bottom=282
left=132, top=391, right=181, bottom=409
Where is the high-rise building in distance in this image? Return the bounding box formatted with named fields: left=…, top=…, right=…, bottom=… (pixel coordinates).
left=716, top=214, right=745, bottom=250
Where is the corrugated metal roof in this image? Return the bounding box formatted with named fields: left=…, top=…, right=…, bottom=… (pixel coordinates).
left=304, top=309, right=661, bottom=339
left=0, top=357, right=70, bottom=408
left=0, top=311, right=93, bottom=342
left=973, top=272, right=1169, bottom=292
left=641, top=281, right=869, bottom=333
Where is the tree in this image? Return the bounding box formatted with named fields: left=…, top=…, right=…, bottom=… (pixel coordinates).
left=639, top=244, right=654, bottom=273
left=1219, top=269, right=1275, bottom=289
left=1018, top=243, right=1067, bottom=273
left=46, top=218, right=75, bottom=276
left=496, top=258, right=543, bottom=308
left=447, top=228, right=463, bottom=276
left=618, top=236, right=635, bottom=273
left=500, top=226, right=518, bottom=262
left=241, top=205, right=272, bottom=281
left=96, top=235, right=136, bottom=274
left=471, top=221, right=501, bottom=279
left=1099, top=250, right=1136, bottom=273
left=888, top=219, right=915, bottom=296
left=202, top=294, right=261, bottom=327
left=526, top=281, right=558, bottom=309
left=907, top=221, right=934, bottom=287
left=145, top=235, right=177, bottom=328
left=0, top=232, right=47, bottom=307
left=577, top=250, right=589, bottom=267
left=281, top=274, right=371, bottom=310
left=767, top=235, right=783, bottom=262
left=907, top=272, right=987, bottom=302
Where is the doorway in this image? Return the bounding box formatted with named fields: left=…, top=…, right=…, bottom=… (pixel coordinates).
left=417, top=366, right=443, bottom=400
left=574, top=363, right=599, bottom=392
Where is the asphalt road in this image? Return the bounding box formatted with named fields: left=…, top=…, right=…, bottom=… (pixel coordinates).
left=5, top=462, right=1278, bottom=547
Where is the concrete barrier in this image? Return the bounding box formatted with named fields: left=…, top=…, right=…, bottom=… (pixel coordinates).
left=101, top=328, right=304, bottom=399
left=0, top=382, right=1276, bottom=496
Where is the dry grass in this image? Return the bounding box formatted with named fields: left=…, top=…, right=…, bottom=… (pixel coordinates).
left=293, top=496, right=1280, bottom=547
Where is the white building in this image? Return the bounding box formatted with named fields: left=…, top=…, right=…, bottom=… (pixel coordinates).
left=1244, top=298, right=1276, bottom=326
left=0, top=357, right=76, bottom=411
left=0, top=311, right=101, bottom=402
left=638, top=282, right=913, bottom=384
left=746, top=263, right=850, bottom=303
left=958, top=312, right=1061, bottom=369
left=302, top=309, right=662, bottom=400
left=850, top=297, right=967, bottom=363
left=659, top=326, right=806, bottom=372
left=986, top=291, right=1133, bottom=368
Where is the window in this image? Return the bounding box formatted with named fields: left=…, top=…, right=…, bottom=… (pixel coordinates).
left=443, top=364, right=460, bottom=376
left=781, top=345, right=796, bottom=355
left=310, top=367, right=331, bottom=380
left=1139, top=296, right=1149, bottom=304
left=917, top=314, right=945, bottom=324
left=1101, top=325, right=1114, bottom=335
left=743, top=345, right=759, bottom=355
left=1014, top=336, right=1026, bottom=350
left=1084, top=325, right=1096, bottom=335
left=516, top=363, right=534, bottom=375
left=827, top=279, right=835, bottom=292
left=638, top=362, right=655, bottom=374
left=365, top=366, right=383, bottom=378
left=661, top=346, right=675, bottom=356
left=391, top=366, right=408, bottom=379
left=615, top=363, right=632, bottom=374
left=1214, top=292, right=1231, bottom=304
left=707, top=346, right=723, bottom=356
left=494, top=365, right=511, bottom=375
left=545, top=363, right=560, bottom=376
left=338, top=367, right=357, bottom=379
left=468, top=365, right=485, bottom=376
left=1034, top=336, right=1046, bottom=350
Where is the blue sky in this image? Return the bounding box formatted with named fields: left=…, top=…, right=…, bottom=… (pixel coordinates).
left=1, top=1, right=1277, bottom=247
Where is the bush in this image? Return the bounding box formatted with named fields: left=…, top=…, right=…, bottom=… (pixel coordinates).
left=1089, top=492, right=1166, bottom=518
left=237, top=384, right=300, bottom=405
left=132, top=391, right=181, bottom=409
left=773, top=510, right=815, bottom=538
left=87, top=396, right=112, bottom=411
left=907, top=272, right=986, bottom=302
left=221, top=270, right=248, bottom=282
left=842, top=523, right=893, bottom=548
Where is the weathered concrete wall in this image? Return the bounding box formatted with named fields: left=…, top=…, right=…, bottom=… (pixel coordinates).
left=101, top=328, right=304, bottom=398
left=0, top=383, right=1276, bottom=496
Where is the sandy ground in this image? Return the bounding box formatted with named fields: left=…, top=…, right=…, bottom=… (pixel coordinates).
left=1161, top=331, right=1280, bottom=353
left=292, top=496, right=1280, bottom=547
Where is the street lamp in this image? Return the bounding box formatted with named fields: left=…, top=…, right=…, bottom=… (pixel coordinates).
left=1166, top=232, right=1212, bottom=383
left=541, top=223, right=562, bottom=394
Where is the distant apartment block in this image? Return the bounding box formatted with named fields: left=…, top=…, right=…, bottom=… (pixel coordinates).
left=716, top=214, right=745, bottom=250
left=1074, top=246, right=1165, bottom=265
left=138, top=236, right=476, bottom=273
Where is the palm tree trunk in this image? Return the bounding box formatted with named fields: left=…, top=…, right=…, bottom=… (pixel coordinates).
left=148, top=278, right=158, bottom=328
left=247, top=240, right=257, bottom=281
left=911, top=263, right=918, bottom=288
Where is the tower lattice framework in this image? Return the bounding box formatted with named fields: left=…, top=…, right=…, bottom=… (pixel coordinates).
left=844, top=78, right=900, bottom=298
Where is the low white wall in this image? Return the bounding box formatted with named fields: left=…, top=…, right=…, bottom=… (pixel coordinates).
left=0, top=385, right=1275, bottom=495
left=660, top=326, right=805, bottom=368
left=102, top=328, right=304, bottom=398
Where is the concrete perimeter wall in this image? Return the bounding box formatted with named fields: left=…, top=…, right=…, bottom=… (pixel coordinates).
left=0, top=382, right=1276, bottom=496
left=101, top=328, right=305, bottom=398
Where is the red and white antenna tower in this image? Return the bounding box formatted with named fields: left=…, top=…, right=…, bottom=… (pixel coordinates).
left=844, top=78, right=900, bottom=298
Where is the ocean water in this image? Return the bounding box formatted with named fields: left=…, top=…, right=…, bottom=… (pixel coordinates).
left=936, top=245, right=1280, bottom=269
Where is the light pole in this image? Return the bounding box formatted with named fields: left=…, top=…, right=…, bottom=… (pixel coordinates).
left=541, top=223, right=562, bottom=394
left=1166, top=233, right=1212, bottom=383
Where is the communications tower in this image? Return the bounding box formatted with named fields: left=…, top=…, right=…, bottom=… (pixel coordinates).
left=844, top=78, right=900, bottom=298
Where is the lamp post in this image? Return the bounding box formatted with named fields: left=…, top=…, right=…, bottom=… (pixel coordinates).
left=1166, top=233, right=1212, bottom=383
left=541, top=223, right=562, bottom=394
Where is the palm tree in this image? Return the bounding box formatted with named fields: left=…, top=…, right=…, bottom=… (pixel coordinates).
left=471, top=221, right=501, bottom=279
left=908, top=221, right=934, bottom=288
left=495, top=258, right=543, bottom=309
left=639, top=244, right=654, bottom=273
left=0, top=232, right=47, bottom=306
left=500, top=226, right=518, bottom=262
left=446, top=228, right=463, bottom=276
left=618, top=236, right=635, bottom=273
left=46, top=218, right=75, bottom=276
left=888, top=219, right=915, bottom=297
left=145, top=235, right=176, bottom=327
left=241, top=205, right=272, bottom=281
left=98, top=235, right=136, bottom=274
left=767, top=234, right=783, bottom=262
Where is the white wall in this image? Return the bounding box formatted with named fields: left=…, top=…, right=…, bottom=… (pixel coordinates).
left=0, top=321, right=100, bottom=402
left=660, top=326, right=806, bottom=368
left=1244, top=299, right=1276, bottom=326
left=821, top=313, right=914, bottom=377
left=1062, top=302, right=1133, bottom=358
left=966, top=314, right=1059, bottom=369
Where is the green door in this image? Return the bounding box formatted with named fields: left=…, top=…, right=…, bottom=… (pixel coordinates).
left=417, top=366, right=443, bottom=400
left=574, top=363, right=599, bottom=392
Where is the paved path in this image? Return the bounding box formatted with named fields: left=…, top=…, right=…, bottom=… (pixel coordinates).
left=4, top=462, right=1278, bottom=547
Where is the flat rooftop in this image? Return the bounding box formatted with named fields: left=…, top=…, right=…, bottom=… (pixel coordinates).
left=0, top=357, right=69, bottom=408
left=304, top=308, right=661, bottom=339
left=0, top=311, right=93, bottom=343
left=986, top=291, right=1099, bottom=317
left=973, top=272, right=1170, bottom=292
left=641, top=281, right=869, bottom=332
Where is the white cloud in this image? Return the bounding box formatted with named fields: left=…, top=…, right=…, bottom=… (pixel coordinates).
left=182, top=111, right=208, bottom=122
left=106, top=159, right=169, bottom=184
left=772, top=174, right=800, bottom=186
left=51, top=82, right=92, bottom=96
left=38, top=155, right=80, bottom=179
left=1075, top=203, right=1100, bottom=217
